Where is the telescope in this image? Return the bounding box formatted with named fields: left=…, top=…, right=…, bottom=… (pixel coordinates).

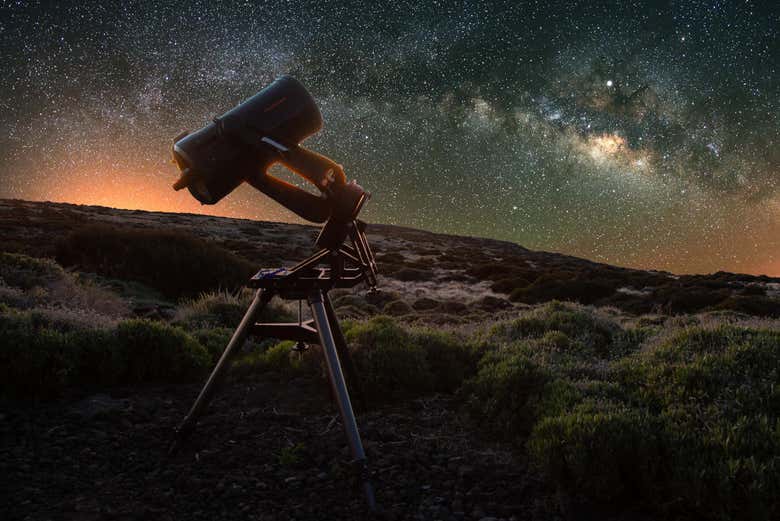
left=171, top=75, right=367, bottom=249
left=169, top=77, right=379, bottom=511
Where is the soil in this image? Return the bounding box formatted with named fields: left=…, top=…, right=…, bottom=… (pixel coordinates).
left=0, top=376, right=549, bottom=521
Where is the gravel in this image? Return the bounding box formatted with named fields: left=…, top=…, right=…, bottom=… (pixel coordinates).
left=0, top=377, right=547, bottom=521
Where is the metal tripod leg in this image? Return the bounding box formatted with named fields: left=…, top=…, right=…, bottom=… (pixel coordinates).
left=309, top=291, right=377, bottom=512
left=323, top=292, right=368, bottom=412
left=170, top=289, right=272, bottom=453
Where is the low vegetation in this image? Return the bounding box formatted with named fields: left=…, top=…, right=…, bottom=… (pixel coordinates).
left=0, top=311, right=209, bottom=397
left=2, top=247, right=780, bottom=519
left=55, top=225, right=256, bottom=299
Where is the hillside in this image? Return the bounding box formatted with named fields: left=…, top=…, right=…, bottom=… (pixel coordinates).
left=1, top=198, right=779, bottom=521
left=1, top=199, right=778, bottom=320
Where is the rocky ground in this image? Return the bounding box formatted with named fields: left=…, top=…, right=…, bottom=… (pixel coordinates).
left=1, top=377, right=552, bottom=521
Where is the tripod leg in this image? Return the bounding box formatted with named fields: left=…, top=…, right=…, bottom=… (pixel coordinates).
left=170, top=289, right=272, bottom=453
left=309, top=291, right=377, bottom=512
left=323, top=292, right=368, bottom=412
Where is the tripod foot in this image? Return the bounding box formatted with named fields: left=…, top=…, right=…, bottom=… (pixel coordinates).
left=168, top=416, right=196, bottom=455
left=353, top=458, right=377, bottom=512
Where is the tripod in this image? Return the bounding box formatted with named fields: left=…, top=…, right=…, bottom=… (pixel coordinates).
left=170, top=218, right=379, bottom=511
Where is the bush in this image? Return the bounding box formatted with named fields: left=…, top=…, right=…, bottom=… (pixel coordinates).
left=393, top=268, right=432, bottom=282
left=488, top=301, right=619, bottom=356
left=509, top=275, right=615, bottom=305
left=0, top=253, right=127, bottom=316
left=0, top=311, right=210, bottom=397
left=0, top=312, right=73, bottom=396
left=528, top=402, right=664, bottom=502
left=175, top=290, right=293, bottom=329
left=461, top=349, right=548, bottom=437
left=383, top=299, right=413, bottom=316
left=346, top=316, right=432, bottom=400
left=414, top=329, right=478, bottom=393
left=712, top=295, right=780, bottom=317
left=0, top=252, right=67, bottom=290
left=56, top=225, right=256, bottom=299
left=113, top=320, right=209, bottom=382
left=232, top=341, right=321, bottom=380
left=523, top=324, right=780, bottom=518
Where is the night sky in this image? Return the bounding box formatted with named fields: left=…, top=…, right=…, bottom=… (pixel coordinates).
left=1, top=1, right=778, bottom=275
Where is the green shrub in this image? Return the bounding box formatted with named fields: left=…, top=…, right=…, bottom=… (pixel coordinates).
left=112, top=320, right=209, bottom=382
left=175, top=290, right=293, bottom=329
left=488, top=301, right=618, bottom=356
left=414, top=329, right=478, bottom=393
left=191, top=327, right=233, bottom=362
left=0, top=253, right=127, bottom=316
left=0, top=312, right=72, bottom=397
left=383, top=299, right=413, bottom=316
left=0, top=253, right=67, bottom=289
left=392, top=268, right=432, bottom=282
left=461, top=349, right=548, bottom=437
left=531, top=325, right=780, bottom=518
left=346, top=316, right=432, bottom=399
left=528, top=402, right=664, bottom=502
left=509, top=275, right=615, bottom=305
left=0, top=311, right=210, bottom=397
left=232, top=340, right=320, bottom=379
left=55, top=225, right=256, bottom=299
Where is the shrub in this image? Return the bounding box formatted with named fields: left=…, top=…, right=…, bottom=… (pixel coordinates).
left=0, top=312, right=73, bottom=397
left=0, top=311, right=210, bottom=397
left=490, top=277, right=530, bottom=294
left=488, top=301, right=618, bottom=356
left=461, top=349, right=548, bottom=437
left=56, top=225, right=256, bottom=299
left=528, top=402, right=664, bottom=502
left=175, top=290, right=293, bottom=329
left=411, top=297, right=440, bottom=311
left=712, top=295, right=780, bottom=317
left=383, top=299, right=413, bottom=316
left=414, top=329, right=478, bottom=393
left=509, top=275, right=615, bottom=305
left=0, top=252, right=66, bottom=289
left=392, top=267, right=432, bottom=282
left=346, top=316, right=432, bottom=400
left=107, top=320, right=210, bottom=383
left=232, top=341, right=320, bottom=379
left=0, top=253, right=127, bottom=316
left=572, top=325, right=780, bottom=518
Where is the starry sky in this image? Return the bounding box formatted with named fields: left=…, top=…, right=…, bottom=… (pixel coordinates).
left=1, top=0, right=778, bottom=275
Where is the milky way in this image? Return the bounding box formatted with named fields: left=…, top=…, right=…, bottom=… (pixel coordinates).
left=1, top=1, right=778, bottom=275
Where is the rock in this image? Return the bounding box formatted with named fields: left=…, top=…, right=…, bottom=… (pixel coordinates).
left=69, top=394, right=129, bottom=420
left=412, top=297, right=440, bottom=311
left=383, top=299, right=413, bottom=316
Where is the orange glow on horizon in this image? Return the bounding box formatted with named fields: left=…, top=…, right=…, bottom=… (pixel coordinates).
left=24, top=166, right=309, bottom=225
left=14, top=165, right=778, bottom=277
